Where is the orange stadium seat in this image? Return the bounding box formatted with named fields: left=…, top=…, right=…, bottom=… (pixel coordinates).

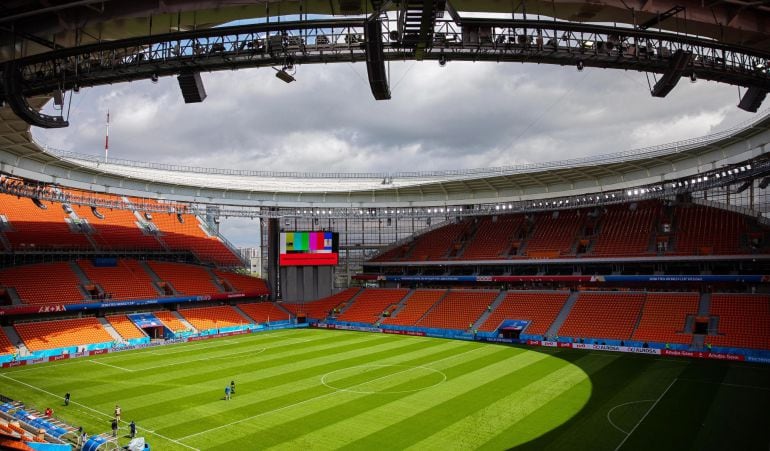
left=78, top=259, right=159, bottom=300
left=15, top=318, right=114, bottom=352
left=0, top=329, right=16, bottom=356
left=417, top=290, right=498, bottom=330
left=336, top=288, right=409, bottom=324
left=558, top=292, right=645, bottom=340
left=282, top=288, right=361, bottom=319
left=708, top=294, right=770, bottom=349
left=213, top=270, right=269, bottom=295
left=177, top=306, right=251, bottom=331
left=382, top=289, right=447, bottom=326
left=631, top=292, right=699, bottom=344
left=147, top=261, right=222, bottom=296
left=480, top=291, right=570, bottom=334
left=524, top=210, right=584, bottom=257
left=0, top=262, right=85, bottom=305
left=0, top=193, right=92, bottom=250
left=237, top=302, right=290, bottom=323
left=72, top=200, right=163, bottom=251
left=671, top=205, right=747, bottom=255
left=591, top=201, right=660, bottom=256
left=105, top=315, right=147, bottom=340
left=152, top=311, right=190, bottom=333
left=460, top=215, right=526, bottom=260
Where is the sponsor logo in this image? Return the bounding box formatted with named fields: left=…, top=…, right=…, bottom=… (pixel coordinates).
left=382, top=329, right=426, bottom=337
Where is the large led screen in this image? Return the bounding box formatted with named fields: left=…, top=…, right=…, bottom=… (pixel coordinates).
left=279, top=231, right=339, bottom=266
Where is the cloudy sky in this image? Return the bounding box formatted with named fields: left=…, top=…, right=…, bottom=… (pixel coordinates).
left=34, top=60, right=758, bottom=246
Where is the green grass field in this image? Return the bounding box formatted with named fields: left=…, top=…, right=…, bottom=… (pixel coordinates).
left=1, top=328, right=769, bottom=450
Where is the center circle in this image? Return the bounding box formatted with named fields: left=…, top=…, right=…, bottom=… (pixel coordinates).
left=321, top=364, right=447, bottom=394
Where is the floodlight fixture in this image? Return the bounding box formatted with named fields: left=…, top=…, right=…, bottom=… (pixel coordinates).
left=274, top=67, right=296, bottom=83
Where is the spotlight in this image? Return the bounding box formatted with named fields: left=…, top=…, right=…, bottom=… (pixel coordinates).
left=275, top=68, right=296, bottom=83
left=576, top=60, right=584, bottom=71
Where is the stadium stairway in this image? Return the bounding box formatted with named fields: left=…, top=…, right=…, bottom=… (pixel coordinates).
left=203, top=268, right=228, bottom=293
left=628, top=295, right=649, bottom=338
left=690, top=334, right=706, bottom=350
left=68, top=261, right=91, bottom=286
left=387, top=290, right=415, bottom=317
left=412, top=290, right=450, bottom=324
left=231, top=305, right=258, bottom=323
left=544, top=291, right=581, bottom=339
left=97, top=318, right=125, bottom=343
left=138, top=261, right=176, bottom=295
left=472, top=291, right=508, bottom=330
left=1, top=326, right=23, bottom=356
left=697, top=292, right=712, bottom=316
left=2, top=287, right=22, bottom=305
left=171, top=311, right=198, bottom=333
left=374, top=290, right=415, bottom=326
left=333, top=290, right=365, bottom=318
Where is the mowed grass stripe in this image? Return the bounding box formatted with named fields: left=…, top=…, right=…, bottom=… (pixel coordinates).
left=139, top=337, right=464, bottom=432
left=191, top=342, right=516, bottom=450
left=152, top=333, right=453, bottom=437
left=67, top=331, right=394, bottom=406
left=257, top=344, right=538, bottom=451
left=335, top=349, right=578, bottom=451
left=419, top=353, right=617, bottom=451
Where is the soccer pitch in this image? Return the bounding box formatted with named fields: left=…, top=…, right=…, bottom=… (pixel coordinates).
left=1, top=328, right=768, bottom=450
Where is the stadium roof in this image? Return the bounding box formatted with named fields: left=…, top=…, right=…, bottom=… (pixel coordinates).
left=1, top=106, right=769, bottom=207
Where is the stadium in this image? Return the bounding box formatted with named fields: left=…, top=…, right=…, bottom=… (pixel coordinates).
left=1, top=1, right=770, bottom=450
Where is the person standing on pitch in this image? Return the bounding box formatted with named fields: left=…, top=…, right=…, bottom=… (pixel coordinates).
left=114, top=404, right=121, bottom=421
left=224, top=385, right=231, bottom=400
left=230, top=380, right=236, bottom=395
left=64, top=392, right=70, bottom=406
left=129, top=420, right=136, bottom=439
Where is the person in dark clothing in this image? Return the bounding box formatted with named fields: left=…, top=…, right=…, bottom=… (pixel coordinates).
left=64, top=392, right=70, bottom=406
left=111, top=419, right=118, bottom=437
left=230, top=380, right=236, bottom=395
left=129, top=420, right=136, bottom=438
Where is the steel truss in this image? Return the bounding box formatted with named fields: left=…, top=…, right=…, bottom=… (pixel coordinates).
left=1, top=16, right=768, bottom=101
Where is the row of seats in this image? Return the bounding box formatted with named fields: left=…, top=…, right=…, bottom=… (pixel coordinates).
left=105, top=315, right=146, bottom=340
left=282, top=287, right=361, bottom=319
left=14, top=318, right=114, bottom=352
left=336, top=288, right=409, bottom=323
left=417, top=290, right=499, bottom=330
left=381, top=289, right=447, bottom=326
left=0, top=192, right=242, bottom=266
left=709, top=294, right=770, bottom=349
left=372, top=201, right=762, bottom=262
left=177, top=305, right=250, bottom=331
left=237, top=302, right=290, bottom=323
left=5, top=293, right=769, bottom=352
left=0, top=260, right=269, bottom=304
left=480, top=291, right=570, bottom=334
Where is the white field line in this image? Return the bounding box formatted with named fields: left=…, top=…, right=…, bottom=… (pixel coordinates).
left=178, top=344, right=485, bottom=442
left=606, top=400, right=655, bottom=435
left=614, top=378, right=677, bottom=451
left=90, top=360, right=134, bottom=372
left=0, top=373, right=200, bottom=451
left=6, top=336, right=318, bottom=375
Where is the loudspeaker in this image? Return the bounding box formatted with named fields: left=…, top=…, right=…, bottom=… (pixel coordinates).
left=651, top=50, right=691, bottom=98
left=177, top=71, right=207, bottom=103
left=738, top=86, right=767, bottom=113
left=365, top=19, right=391, bottom=100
